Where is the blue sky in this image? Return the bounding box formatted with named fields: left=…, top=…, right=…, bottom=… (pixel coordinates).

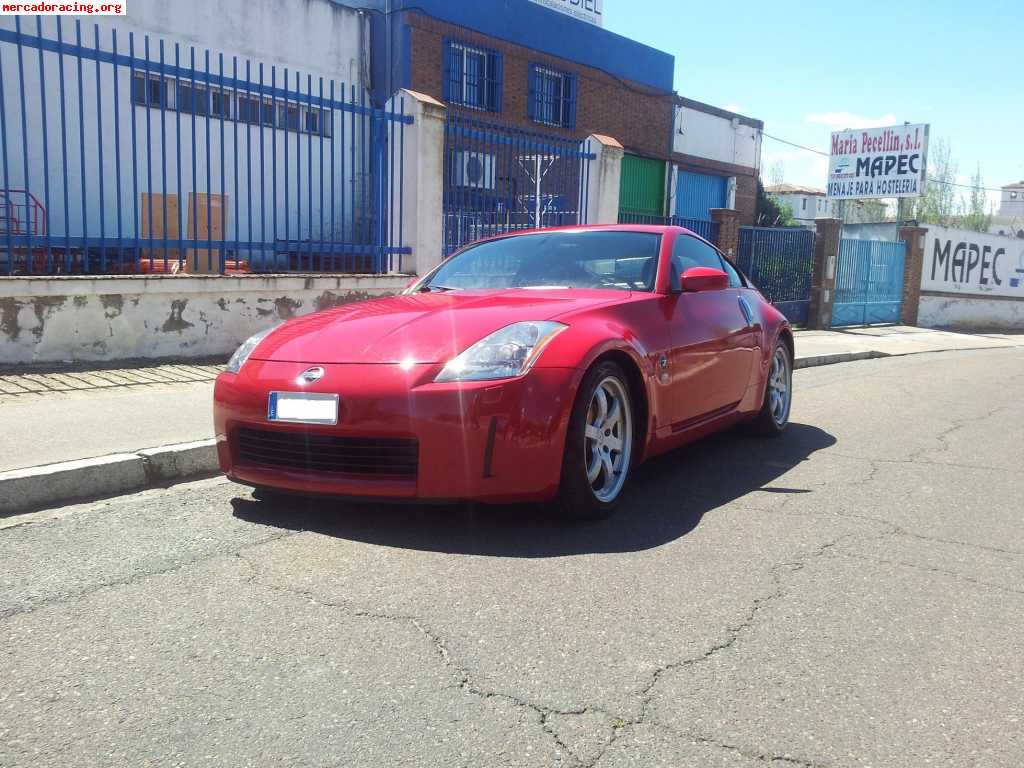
left=603, top=0, right=1023, bottom=205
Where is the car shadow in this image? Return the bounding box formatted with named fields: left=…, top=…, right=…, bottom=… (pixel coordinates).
left=230, top=422, right=836, bottom=557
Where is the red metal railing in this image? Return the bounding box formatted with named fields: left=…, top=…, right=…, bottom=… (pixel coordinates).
left=0, top=189, right=47, bottom=237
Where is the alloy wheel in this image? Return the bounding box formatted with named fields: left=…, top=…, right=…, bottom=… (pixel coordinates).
left=768, top=346, right=792, bottom=426
left=583, top=376, right=633, bottom=503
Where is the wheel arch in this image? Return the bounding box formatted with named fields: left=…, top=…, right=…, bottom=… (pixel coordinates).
left=777, top=326, right=795, bottom=362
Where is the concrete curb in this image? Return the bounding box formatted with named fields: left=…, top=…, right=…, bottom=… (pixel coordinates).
left=0, top=439, right=218, bottom=516
left=793, top=350, right=888, bottom=369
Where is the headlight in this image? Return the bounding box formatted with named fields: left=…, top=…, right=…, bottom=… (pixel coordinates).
left=225, top=326, right=276, bottom=374
left=435, top=321, right=568, bottom=383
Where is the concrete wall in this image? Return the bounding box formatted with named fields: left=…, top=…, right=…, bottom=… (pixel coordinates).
left=0, top=274, right=409, bottom=364
left=918, top=294, right=1024, bottom=331
left=0, top=1, right=371, bottom=251
left=915, top=225, right=1024, bottom=331
left=672, top=105, right=761, bottom=170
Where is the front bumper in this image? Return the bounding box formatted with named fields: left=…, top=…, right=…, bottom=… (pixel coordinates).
left=214, top=360, right=580, bottom=503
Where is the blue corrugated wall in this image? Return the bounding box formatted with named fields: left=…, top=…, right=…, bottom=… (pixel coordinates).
left=675, top=170, right=728, bottom=221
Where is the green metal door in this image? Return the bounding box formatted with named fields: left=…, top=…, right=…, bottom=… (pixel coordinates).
left=619, top=154, right=666, bottom=219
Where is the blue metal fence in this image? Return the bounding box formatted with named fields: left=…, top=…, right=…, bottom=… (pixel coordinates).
left=833, top=238, right=906, bottom=326
left=0, top=16, right=411, bottom=276
left=736, top=226, right=815, bottom=325
left=616, top=212, right=720, bottom=246
left=443, top=114, right=595, bottom=256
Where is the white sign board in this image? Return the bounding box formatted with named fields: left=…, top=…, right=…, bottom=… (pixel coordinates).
left=921, top=225, right=1024, bottom=299
left=828, top=123, right=929, bottom=200
left=529, top=0, right=603, bottom=26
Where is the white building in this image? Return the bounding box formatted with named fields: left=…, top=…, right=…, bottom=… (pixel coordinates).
left=990, top=181, right=1024, bottom=239
left=765, top=183, right=831, bottom=227
left=0, top=0, right=374, bottom=267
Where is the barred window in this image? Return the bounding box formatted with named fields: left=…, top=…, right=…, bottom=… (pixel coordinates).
left=236, top=94, right=262, bottom=124
left=132, top=72, right=330, bottom=137
left=444, top=40, right=502, bottom=112
left=177, top=82, right=208, bottom=116
left=131, top=72, right=168, bottom=108
left=528, top=65, right=576, bottom=129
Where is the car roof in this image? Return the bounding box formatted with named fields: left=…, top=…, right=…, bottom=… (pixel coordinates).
left=460, top=223, right=706, bottom=246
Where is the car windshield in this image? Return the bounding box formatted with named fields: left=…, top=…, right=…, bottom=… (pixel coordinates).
left=423, top=231, right=662, bottom=292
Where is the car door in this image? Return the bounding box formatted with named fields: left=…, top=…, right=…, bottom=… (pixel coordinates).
left=667, top=234, right=756, bottom=427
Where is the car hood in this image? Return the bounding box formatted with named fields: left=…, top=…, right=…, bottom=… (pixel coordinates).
left=252, top=289, right=629, bottom=364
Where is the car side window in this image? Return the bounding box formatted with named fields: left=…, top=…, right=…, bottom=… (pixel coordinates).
left=670, top=235, right=725, bottom=289
left=718, top=256, right=744, bottom=288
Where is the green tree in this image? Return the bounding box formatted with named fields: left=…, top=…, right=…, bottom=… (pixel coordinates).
left=910, top=139, right=958, bottom=226
left=756, top=179, right=797, bottom=227
left=959, top=165, right=992, bottom=233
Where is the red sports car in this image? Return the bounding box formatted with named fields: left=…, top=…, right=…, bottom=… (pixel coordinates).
left=214, top=225, right=793, bottom=519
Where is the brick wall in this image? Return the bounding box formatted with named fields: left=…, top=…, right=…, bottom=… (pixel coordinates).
left=405, top=13, right=674, bottom=160
left=898, top=226, right=927, bottom=326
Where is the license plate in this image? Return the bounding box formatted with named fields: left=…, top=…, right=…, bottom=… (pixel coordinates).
left=267, top=392, right=339, bottom=425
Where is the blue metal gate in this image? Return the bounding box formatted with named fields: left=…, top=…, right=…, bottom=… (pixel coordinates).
left=442, top=114, right=595, bottom=256
left=675, top=169, right=727, bottom=221
left=0, top=15, right=411, bottom=275
left=833, top=238, right=906, bottom=326
left=736, top=226, right=815, bottom=325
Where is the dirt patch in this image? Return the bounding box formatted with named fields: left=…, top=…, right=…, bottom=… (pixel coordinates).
left=161, top=299, right=195, bottom=333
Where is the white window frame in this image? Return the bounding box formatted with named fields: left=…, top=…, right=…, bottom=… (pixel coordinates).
left=533, top=65, right=569, bottom=127
left=451, top=42, right=491, bottom=110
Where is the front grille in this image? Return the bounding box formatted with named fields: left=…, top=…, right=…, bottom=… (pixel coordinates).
left=236, top=428, right=418, bottom=478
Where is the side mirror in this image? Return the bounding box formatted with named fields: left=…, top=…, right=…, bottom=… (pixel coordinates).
left=680, top=266, right=729, bottom=293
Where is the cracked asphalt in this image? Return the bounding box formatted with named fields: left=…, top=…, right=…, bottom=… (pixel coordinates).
left=2, top=348, right=1023, bottom=767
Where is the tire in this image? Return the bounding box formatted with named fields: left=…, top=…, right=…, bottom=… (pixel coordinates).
left=556, top=361, right=636, bottom=521
left=750, top=340, right=793, bottom=437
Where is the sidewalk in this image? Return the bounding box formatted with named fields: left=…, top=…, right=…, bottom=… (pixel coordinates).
left=2, top=326, right=1022, bottom=513
left=793, top=325, right=1024, bottom=368
left=0, top=362, right=220, bottom=473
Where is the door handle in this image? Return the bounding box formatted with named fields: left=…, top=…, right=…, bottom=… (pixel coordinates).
left=737, top=296, right=754, bottom=326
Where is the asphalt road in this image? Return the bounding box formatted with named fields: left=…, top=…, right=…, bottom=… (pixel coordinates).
left=2, top=348, right=1023, bottom=767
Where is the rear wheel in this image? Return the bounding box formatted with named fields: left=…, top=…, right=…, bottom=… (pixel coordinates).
left=750, top=341, right=792, bottom=436
left=557, top=362, right=635, bottom=521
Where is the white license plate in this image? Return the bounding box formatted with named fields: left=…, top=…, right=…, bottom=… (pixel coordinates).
left=267, top=392, right=339, bottom=425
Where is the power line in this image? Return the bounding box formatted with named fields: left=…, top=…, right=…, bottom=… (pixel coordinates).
left=762, top=132, right=1007, bottom=194
left=763, top=132, right=828, bottom=157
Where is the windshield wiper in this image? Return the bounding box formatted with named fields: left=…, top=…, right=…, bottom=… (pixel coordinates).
left=419, top=284, right=460, bottom=293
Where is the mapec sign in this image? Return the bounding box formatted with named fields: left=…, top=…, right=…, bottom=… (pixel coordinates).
left=828, top=123, right=929, bottom=200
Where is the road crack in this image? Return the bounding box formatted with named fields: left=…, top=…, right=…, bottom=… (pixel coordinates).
left=0, top=529, right=301, bottom=621
left=238, top=548, right=609, bottom=766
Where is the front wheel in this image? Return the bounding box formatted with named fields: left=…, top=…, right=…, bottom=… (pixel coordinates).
left=750, top=340, right=792, bottom=437
left=557, top=362, right=635, bottom=521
